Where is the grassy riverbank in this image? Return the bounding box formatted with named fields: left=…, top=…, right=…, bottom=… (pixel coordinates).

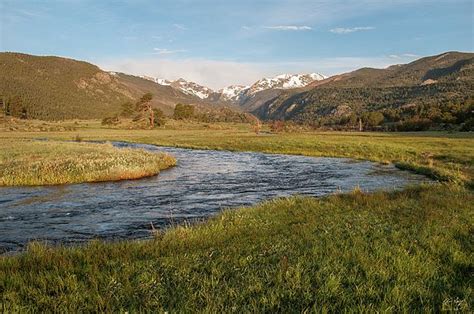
left=2, top=121, right=471, bottom=184
left=0, top=123, right=473, bottom=311
left=1, top=185, right=472, bottom=312
left=0, top=140, right=176, bottom=186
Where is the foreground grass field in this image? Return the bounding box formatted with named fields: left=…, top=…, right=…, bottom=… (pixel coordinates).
left=0, top=122, right=473, bottom=311
left=0, top=140, right=176, bottom=186
left=1, top=185, right=472, bottom=311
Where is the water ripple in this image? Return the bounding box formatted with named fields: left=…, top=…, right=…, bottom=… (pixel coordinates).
left=0, top=143, right=430, bottom=253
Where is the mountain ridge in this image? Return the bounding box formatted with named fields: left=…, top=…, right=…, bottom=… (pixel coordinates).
left=1, top=51, right=472, bottom=129
left=251, top=51, right=473, bottom=129
left=143, top=72, right=327, bottom=103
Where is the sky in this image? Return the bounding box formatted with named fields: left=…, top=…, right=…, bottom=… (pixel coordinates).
left=1, top=0, right=473, bottom=89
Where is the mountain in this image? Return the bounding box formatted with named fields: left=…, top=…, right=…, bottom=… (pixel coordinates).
left=246, top=73, right=326, bottom=95
left=7, top=50, right=470, bottom=129
left=0, top=52, right=245, bottom=120
left=170, top=79, right=213, bottom=99
left=218, top=85, right=250, bottom=102
left=230, top=73, right=327, bottom=113
left=217, top=73, right=327, bottom=104
left=110, top=73, right=206, bottom=116
left=315, top=51, right=473, bottom=88
left=148, top=73, right=327, bottom=104
left=252, top=51, right=474, bottom=129
left=141, top=77, right=214, bottom=100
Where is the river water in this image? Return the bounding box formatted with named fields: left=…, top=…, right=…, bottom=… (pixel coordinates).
left=0, top=142, right=430, bottom=253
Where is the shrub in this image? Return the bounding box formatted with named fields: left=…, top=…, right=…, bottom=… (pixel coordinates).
left=153, top=108, right=166, bottom=127
left=270, top=120, right=285, bottom=133
left=101, top=116, right=119, bottom=126
left=460, top=117, right=474, bottom=131
left=173, top=103, right=194, bottom=120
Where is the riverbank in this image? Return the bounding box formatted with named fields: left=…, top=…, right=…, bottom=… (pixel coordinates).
left=0, top=140, right=176, bottom=186
left=1, top=184, right=472, bottom=311
left=0, top=124, right=473, bottom=311
left=2, top=123, right=470, bottom=184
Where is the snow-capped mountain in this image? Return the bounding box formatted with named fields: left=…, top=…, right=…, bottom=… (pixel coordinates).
left=216, top=73, right=327, bottom=102
left=138, top=75, right=172, bottom=86
left=149, top=72, right=327, bottom=102
left=218, top=85, right=250, bottom=101
left=139, top=75, right=156, bottom=82
left=247, top=73, right=327, bottom=95
left=156, top=78, right=171, bottom=86
left=170, top=79, right=213, bottom=99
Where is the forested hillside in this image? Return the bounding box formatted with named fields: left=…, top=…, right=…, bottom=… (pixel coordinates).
left=254, top=52, right=474, bottom=130
left=0, top=53, right=212, bottom=120
left=0, top=53, right=136, bottom=119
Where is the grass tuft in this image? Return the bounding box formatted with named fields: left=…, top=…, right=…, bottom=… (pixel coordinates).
left=0, top=140, right=176, bottom=186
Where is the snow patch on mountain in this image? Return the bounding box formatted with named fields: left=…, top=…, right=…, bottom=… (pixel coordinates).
left=218, top=85, right=249, bottom=101
left=170, top=78, right=213, bottom=99
left=249, top=73, right=327, bottom=95
left=140, top=75, right=156, bottom=82
left=156, top=78, right=171, bottom=86
left=147, top=72, right=327, bottom=102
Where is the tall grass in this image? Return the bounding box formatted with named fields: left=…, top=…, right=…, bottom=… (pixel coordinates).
left=0, top=140, right=176, bottom=186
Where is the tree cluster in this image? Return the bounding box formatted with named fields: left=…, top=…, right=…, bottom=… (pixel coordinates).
left=102, top=93, right=166, bottom=128
left=173, top=104, right=195, bottom=120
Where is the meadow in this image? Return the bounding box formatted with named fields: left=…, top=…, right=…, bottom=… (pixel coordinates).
left=0, top=120, right=473, bottom=311
left=2, top=120, right=471, bottom=184
left=0, top=139, right=176, bottom=186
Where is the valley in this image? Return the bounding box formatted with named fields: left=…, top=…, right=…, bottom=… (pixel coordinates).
left=1, top=51, right=473, bottom=132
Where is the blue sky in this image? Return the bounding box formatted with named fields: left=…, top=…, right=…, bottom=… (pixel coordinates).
left=1, top=0, right=473, bottom=88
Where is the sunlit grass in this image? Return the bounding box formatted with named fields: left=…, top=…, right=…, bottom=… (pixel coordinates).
left=7, top=121, right=467, bottom=184
left=1, top=185, right=472, bottom=312
left=0, top=140, right=176, bottom=186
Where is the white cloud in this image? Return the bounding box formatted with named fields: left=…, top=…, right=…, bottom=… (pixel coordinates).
left=98, top=58, right=265, bottom=89
left=153, top=48, right=187, bottom=55
left=264, top=25, right=312, bottom=31
left=173, top=23, right=187, bottom=30
left=402, top=53, right=419, bottom=57
left=389, top=53, right=419, bottom=59
left=330, top=26, right=374, bottom=34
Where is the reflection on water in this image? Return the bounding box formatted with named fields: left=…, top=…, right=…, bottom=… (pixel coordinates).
left=0, top=142, right=430, bottom=253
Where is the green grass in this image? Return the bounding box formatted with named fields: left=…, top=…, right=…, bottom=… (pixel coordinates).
left=0, top=122, right=473, bottom=311
left=1, top=185, right=472, bottom=312
left=4, top=121, right=468, bottom=183
left=0, top=140, right=176, bottom=186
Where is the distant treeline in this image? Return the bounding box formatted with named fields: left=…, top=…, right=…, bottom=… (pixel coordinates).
left=101, top=95, right=256, bottom=128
